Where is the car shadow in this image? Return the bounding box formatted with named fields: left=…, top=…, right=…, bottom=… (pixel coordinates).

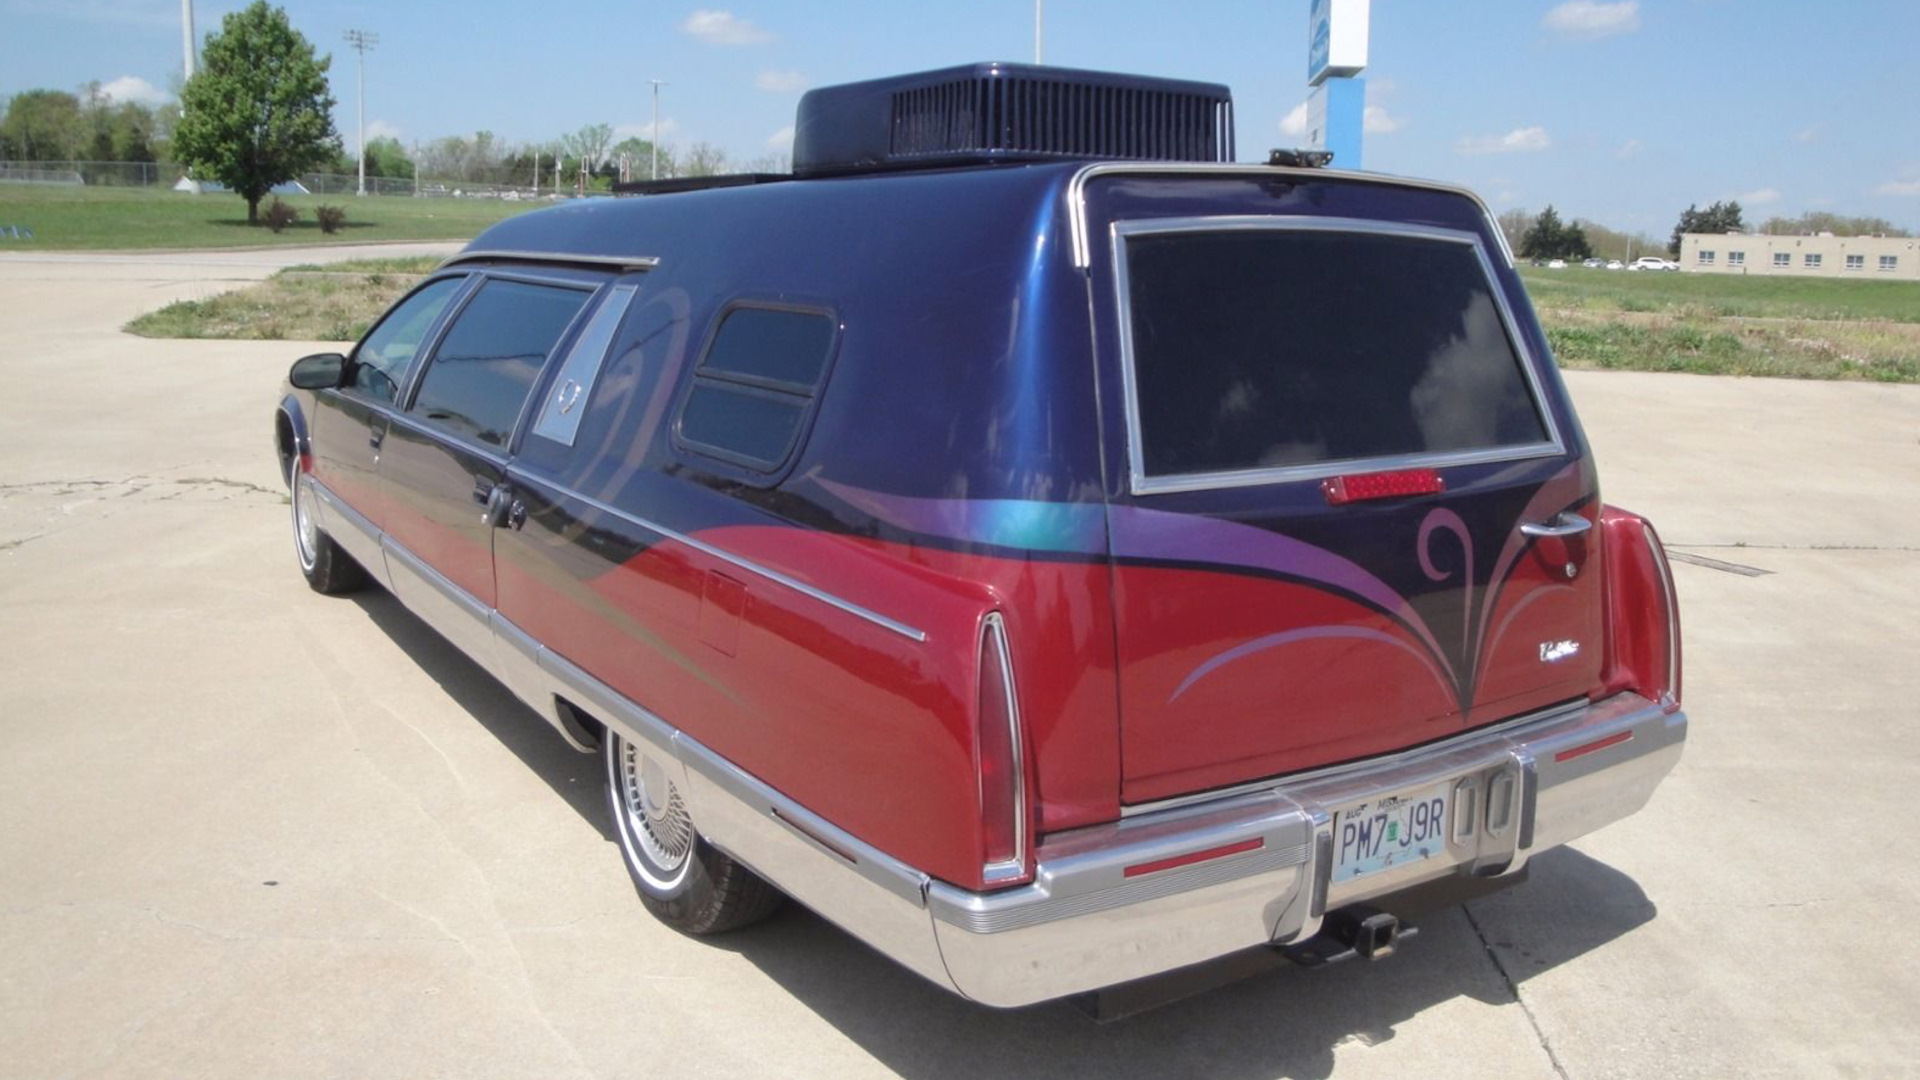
left=347, top=587, right=613, bottom=842
left=696, top=847, right=1653, bottom=1080
left=342, top=589, right=1656, bottom=1076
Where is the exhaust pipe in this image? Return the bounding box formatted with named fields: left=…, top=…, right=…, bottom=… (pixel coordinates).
left=1281, top=905, right=1417, bottom=968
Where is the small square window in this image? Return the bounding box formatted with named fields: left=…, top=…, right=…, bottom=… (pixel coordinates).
left=1846, top=254, right=1865, bottom=271
left=1804, top=254, right=1823, bottom=268
left=1697, top=250, right=1715, bottom=265
left=1772, top=252, right=1790, bottom=268
left=1727, top=251, right=1745, bottom=266
left=1881, top=256, right=1899, bottom=272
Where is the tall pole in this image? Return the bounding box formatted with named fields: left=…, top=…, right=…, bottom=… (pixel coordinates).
left=650, top=80, right=667, bottom=180
left=1034, top=0, right=1042, bottom=64
left=343, top=30, right=379, bottom=197
left=181, top=0, right=196, bottom=81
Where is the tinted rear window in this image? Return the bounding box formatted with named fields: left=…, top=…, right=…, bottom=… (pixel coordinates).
left=675, top=306, right=837, bottom=473
left=1122, top=226, right=1549, bottom=481
left=412, top=279, right=590, bottom=448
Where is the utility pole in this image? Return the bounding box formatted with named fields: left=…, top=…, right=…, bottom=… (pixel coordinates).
left=1035, top=0, right=1042, bottom=64
left=650, top=80, right=667, bottom=180
left=343, top=29, right=379, bottom=196
left=181, top=0, right=197, bottom=81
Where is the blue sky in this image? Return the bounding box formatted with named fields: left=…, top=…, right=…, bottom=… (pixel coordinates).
left=9, top=0, right=1919, bottom=234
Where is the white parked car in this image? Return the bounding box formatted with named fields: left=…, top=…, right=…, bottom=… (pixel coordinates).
left=1606, top=260, right=1625, bottom=270
left=1547, top=259, right=1567, bottom=269
left=1631, top=256, right=1678, bottom=271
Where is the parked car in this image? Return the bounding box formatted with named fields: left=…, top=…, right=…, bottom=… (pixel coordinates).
left=1632, top=256, right=1679, bottom=271
left=1582, top=258, right=1605, bottom=268
left=275, top=62, right=1687, bottom=1011
left=1547, top=258, right=1567, bottom=268
left=1606, top=260, right=1625, bottom=270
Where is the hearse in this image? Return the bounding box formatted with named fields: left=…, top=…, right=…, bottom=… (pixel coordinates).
left=275, top=63, right=1686, bottom=1010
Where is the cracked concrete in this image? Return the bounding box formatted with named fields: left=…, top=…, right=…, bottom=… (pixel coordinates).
left=3, top=248, right=1918, bottom=1079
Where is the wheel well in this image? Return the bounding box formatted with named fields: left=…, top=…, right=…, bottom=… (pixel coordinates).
left=554, top=697, right=606, bottom=753
left=275, top=411, right=297, bottom=487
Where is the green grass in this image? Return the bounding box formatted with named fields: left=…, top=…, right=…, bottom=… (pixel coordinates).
left=1518, top=265, right=1920, bottom=323
left=0, top=184, right=550, bottom=250
left=124, top=257, right=431, bottom=341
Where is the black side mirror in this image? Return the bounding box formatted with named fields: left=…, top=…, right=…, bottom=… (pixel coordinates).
left=288, top=352, right=348, bottom=390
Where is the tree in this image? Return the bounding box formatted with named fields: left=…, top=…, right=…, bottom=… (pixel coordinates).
left=362, top=136, right=412, bottom=179
left=1759, top=211, right=1909, bottom=238
left=681, top=141, right=730, bottom=177
left=560, top=123, right=614, bottom=171
left=174, top=2, right=339, bottom=224
left=1668, top=200, right=1746, bottom=255
left=1496, top=207, right=1537, bottom=250
left=0, top=89, right=85, bottom=161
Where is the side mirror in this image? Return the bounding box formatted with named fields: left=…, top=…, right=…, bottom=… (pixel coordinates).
left=288, top=352, right=348, bottom=390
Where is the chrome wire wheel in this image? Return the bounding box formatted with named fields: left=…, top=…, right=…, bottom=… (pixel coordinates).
left=612, top=738, right=695, bottom=890
left=292, top=471, right=320, bottom=572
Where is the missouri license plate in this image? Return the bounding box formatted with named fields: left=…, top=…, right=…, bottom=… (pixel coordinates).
left=1333, top=783, right=1450, bottom=883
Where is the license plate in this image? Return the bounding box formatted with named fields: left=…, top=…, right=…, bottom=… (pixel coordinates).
left=1333, top=783, right=1450, bottom=883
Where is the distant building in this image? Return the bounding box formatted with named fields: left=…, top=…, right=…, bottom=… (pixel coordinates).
left=1680, top=232, right=1917, bottom=280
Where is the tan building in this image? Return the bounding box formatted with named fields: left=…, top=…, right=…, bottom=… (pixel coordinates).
left=1679, top=232, right=1919, bottom=280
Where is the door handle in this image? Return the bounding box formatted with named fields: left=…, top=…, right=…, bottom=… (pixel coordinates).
left=368, top=428, right=385, bottom=450
left=1520, top=512, right=1593, bottom=539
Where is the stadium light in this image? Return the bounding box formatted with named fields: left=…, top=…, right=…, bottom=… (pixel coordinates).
left=343, top=29, right=379, bottom=196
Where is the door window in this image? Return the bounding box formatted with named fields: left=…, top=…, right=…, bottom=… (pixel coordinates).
left=410, top=278, right=592, bottom=449
left=349, top=276, right=465, bottom=402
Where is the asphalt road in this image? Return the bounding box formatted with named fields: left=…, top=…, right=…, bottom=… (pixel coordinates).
left=2, top=246, right=1915, bottom=1079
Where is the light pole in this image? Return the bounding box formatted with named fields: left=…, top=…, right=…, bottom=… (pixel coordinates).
left=343, top=29, right=379, bottom=196
left=650, top=80, right=667, bottom=180
left=1034, top=0, right=1042, bottom=64
left=181, top=0, right=196, bottom=80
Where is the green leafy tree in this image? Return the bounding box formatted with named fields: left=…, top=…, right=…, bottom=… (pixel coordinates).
left=1, top=89, right=85, bottom=161
left=1668, top=200, right=1747, bottom=255
left=174, top=2, right=339, bottom=224
left=363, top=135, right=413, bottom=179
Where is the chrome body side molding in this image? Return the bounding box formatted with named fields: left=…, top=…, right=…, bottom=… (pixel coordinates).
left=306, top=479, right=389, bottom=591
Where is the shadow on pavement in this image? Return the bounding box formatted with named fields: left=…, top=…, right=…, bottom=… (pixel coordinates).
left=348, top=588, right=612, bottom=842
left=347, top=587, right=1655, bottom=1077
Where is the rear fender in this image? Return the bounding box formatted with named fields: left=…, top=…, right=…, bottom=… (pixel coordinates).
left=1595, top=505, right=1682, bottom=709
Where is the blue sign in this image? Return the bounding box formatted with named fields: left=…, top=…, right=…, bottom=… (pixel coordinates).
left=1308, top=0, right=1332, bottom=83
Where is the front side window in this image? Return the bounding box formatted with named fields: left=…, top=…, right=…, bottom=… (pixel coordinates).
left=1118, top=222, right=1552, bottom=490
left=410, top=278, right=590, bottom=448
left=675, top=306, right=837, bottom=472
left=350, top=276, right=464, bottom=402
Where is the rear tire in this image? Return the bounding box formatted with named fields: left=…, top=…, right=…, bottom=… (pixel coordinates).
left=292, top=468, right=367, bottom=595
left=604, top=730, right=783, bottom=934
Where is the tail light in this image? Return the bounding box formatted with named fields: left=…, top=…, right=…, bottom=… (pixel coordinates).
left=977, top=613, right=1029, bottom=885
left=1597, top=507, right=1683, bottom=711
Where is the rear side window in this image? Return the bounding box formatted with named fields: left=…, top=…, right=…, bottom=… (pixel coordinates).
left=410, top=278, right=591, bottom=448
left=1117, top=220, right=1554, bottom=492
left=675, top=306, right=837, bottom=472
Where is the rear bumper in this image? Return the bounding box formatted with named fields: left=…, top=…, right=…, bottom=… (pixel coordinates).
left=927, top=692, right=1685, bottom=1006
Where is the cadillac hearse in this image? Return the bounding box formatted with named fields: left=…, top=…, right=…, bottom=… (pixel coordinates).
left=275, top=63, right=1686, bottom=1009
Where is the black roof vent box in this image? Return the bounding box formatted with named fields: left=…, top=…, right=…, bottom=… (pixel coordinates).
left=792, top=62, right=1235, bottom=177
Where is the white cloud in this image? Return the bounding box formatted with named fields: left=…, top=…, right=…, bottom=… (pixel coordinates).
left=1456, top=126, right=1551, bottom=155
left=1793, top=126, right=1820, bottom=144
left=1279, top=103, right=1308, bottom=138
left=1615, top=138, right=1643, bottom=160
left=364, top=120, right=402, bottom=143
left=98, top=74, right=168, bottom=105
left=680, top=9, right=772, bottom=45
left=1543, top=1, right=1641, bottom=38
left=1735, top=187, right=1782, bottom=206
left=1363, top=105, right=1403, bottom=134
left=755, top=70, right=807, bottom=93
left=1877, top=180, right=1920, bottom=196
left=766, top=125, right=794, bottom=150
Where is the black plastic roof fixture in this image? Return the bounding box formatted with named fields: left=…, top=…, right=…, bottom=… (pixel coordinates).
left=791, top=62, right=1236, bottom=177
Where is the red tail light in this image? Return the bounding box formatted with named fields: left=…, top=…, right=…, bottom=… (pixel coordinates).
left=1597, top=507, right=1683, bottom=711
left=977, top=613, right=1028, bottom=885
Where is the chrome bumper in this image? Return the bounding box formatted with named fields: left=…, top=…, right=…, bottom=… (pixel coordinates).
left=926, top=693, right=1685, bottom=1006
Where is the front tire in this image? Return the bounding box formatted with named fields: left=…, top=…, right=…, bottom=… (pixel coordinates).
left=604, top=731, right=782, bottom=934
left=292, top=467, right=367, bottom=595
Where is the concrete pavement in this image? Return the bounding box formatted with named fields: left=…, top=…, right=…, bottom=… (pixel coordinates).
left=1, top=246, right=1915, bottom=1078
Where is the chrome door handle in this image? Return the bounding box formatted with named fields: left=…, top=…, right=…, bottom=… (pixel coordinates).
left=1520, top=512, right=1593, bottom=539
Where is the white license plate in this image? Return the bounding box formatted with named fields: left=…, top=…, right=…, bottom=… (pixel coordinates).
left=1333, top=783, right=1450, bottom=883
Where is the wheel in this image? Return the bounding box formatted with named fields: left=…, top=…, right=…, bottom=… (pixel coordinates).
left=292, top=467, right=367, bottom=595
left=604, top=730, right=783, bottom=934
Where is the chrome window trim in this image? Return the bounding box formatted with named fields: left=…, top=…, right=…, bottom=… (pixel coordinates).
left=506, top=468, right=929, bottom=644
left=530, top=283, right=640, bottom=448
left=1107, top=214, right=1565, bottom=498
left=440, top=249, right=661, bottom=273
left=979, top=613, right=1027, bottom=884
left=385, top=409, right=512, bottom=469
left=1066, top=162, right=1517, bottom=270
